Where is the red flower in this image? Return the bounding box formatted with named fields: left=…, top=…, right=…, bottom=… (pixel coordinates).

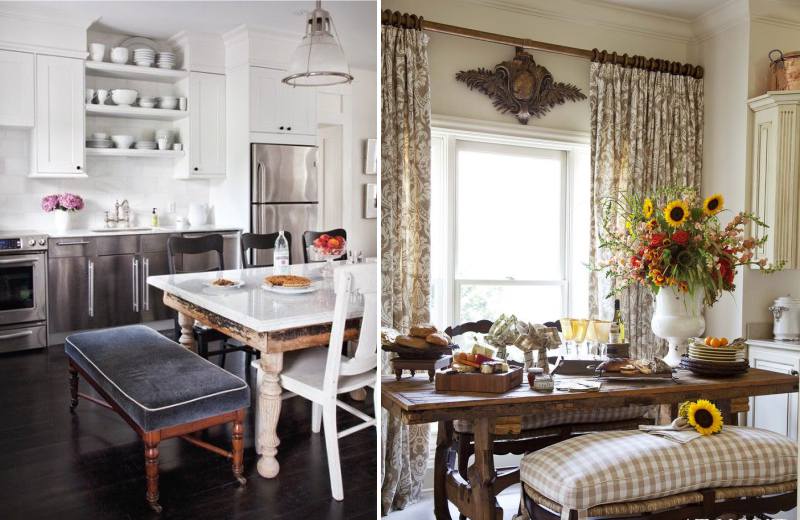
left=630, top=256, right=641, bottom=268
left=718, top=259, right=734, bottom=286
left=672, top=230, right=690, bottom=246
left=649, top=233, right=667, bottom=247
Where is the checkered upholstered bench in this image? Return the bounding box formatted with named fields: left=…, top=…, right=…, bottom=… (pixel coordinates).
left=521, top=427, right=797, bottom=520
left=65, top=325, right=250, bottom=513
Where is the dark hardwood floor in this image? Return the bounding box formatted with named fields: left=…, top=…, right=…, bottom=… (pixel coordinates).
left=0, top=341, right=377, bottom=520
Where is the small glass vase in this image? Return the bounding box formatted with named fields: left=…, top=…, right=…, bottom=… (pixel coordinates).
left=54, top=210, right=72, bottom=232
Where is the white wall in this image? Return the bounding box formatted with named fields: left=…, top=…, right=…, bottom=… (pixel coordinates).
left=0, top=127, right=210, bottom=231
left=349, top=67, right=378, bottom=257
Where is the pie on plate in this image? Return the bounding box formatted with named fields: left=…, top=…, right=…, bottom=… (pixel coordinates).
left=264, top=275, right=312, bottom=288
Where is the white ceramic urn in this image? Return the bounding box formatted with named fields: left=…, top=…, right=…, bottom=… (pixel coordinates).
left=54, top=210, right=72, bottom=232
left=651, top=286, right=705, bottom=367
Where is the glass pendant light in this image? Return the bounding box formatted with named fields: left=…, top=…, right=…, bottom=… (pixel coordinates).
left=282, top=0, right=354, bottom=87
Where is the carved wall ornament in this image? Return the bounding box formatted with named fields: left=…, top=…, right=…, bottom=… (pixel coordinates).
left=455, top=48, right=586, bottom=124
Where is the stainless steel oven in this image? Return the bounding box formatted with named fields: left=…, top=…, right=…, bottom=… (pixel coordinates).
left=0, top=231, right=48, bottom=353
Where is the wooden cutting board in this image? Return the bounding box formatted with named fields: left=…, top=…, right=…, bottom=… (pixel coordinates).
left=434, top=366, right=523, bottom=393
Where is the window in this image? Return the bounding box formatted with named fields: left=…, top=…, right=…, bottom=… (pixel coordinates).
left=430, top=125, right=591, bottom=329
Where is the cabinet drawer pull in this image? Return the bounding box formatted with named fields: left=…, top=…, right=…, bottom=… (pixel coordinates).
left=76, top=166, right=81, bottom=170
left=132, top=257, right=140, bottom=312
left=88, top=260, right=94, bottom=318
left=0, top=330, right=33, bottom=341
left=56, top=241, right=90, bottom=246
left=287, top=127, right=291, bottom=131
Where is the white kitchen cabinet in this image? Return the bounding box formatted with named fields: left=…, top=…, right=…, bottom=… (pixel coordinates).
left=0, top=49, right=34, bottom=127
left=34, top=55, right=84, bottom=176
left=250, top=66, right=316, bottom=137
left=748, top=91, right=800, bottom=269
left=187, top=71, right=226, bottom=177
left=747, top=340, right=799, bottom=440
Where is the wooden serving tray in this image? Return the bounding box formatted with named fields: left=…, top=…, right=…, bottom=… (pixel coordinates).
left=435, top=366, right=523, bottom=393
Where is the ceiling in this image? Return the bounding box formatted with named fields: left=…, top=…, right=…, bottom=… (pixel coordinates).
left=5, top=1, right=376, bottom=69
left=590, top=0, right=728, bottom=20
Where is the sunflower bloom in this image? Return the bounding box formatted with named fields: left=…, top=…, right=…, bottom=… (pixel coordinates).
left=664, top=200, right=690, bottom=227
left=687, top=399, right=723, bottom=435
left=703, top=194, right=724, bottom=216
left=643, top=198, right=654, bottom=219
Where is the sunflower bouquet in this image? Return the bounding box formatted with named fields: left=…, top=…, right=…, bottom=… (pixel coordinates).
left=595, top=186, right=782, bottom=306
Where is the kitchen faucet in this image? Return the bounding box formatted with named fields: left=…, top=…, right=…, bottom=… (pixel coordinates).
left=104, top=199, right=131, bottom=227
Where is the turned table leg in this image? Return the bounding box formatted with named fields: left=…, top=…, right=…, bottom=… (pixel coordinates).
left=69, top=363, right=79, bottom=411
left=469, top=417, right=502, bottom=520
left=434, top=420, right=454, bottom=520
left=177, top=312, right=196, bottom=352
left=257, top=352, right=283, bottom=478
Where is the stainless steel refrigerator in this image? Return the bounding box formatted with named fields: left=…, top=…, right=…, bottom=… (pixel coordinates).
left=250, top=143, right=319, bottom=266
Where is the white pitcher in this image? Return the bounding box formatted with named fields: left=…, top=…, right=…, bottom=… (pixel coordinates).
left=187, top=203, right=208, bottom=226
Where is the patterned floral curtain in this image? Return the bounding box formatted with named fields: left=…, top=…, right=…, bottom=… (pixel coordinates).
left=380, top=24, right=432, bottom=515
left=588, top=61, right=704, bottom=359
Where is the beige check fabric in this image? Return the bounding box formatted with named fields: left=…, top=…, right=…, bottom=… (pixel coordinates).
left=520, top=427, right=797, bottom=513
left=453, top=405, right=650, bottom=433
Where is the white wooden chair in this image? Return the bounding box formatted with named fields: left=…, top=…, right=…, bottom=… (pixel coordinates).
left=252, top=263, right=377, bottom=500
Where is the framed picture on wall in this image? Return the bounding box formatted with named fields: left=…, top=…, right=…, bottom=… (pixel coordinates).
left=365, top=138, right=377, bottom=175
left=364, top=183, right=377, bottom=219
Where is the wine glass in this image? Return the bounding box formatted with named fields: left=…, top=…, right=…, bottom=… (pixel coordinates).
left=586, top=320, right=611, bottom=359
left=572, top=319, right=589, bottom=358
left=559, top=318, right=574, bottom=358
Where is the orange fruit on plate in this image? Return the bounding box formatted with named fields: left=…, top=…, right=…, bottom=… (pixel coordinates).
left=709, top=337, right=721, bottom=348
left=704, top=337, right=713, bottom=346
left=719, top=337, right=729, bottom=346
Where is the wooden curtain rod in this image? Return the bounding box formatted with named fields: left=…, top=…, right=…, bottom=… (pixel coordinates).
left=381, top=10, right=704, bottom=79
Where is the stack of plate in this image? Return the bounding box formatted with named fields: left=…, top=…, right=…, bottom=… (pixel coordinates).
left=134, top=141, right=157, bottom=150
left=86, top=137, right=113, bottom=148
left=133, top=48, right=155, bottom=67
left=138, top=96, right=157, bottom=108
left=688, top=343, right=745, bottom=363
left=157, top=51, right=176, bottom=69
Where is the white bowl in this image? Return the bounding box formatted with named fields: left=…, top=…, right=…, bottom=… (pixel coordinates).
left=111, top=135, right=135, bottom=149
left=138, top=100, right=157, bottom=108
left=110, top=47, right=129, bottom=64
left=158, top=97, right=178, bottom=110
left=111, top=89, right=138, bottom=106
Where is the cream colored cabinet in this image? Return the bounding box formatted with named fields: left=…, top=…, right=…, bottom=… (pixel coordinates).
left=34, top=55, right=84, bottom=176
left=0, top=49, right=34, bottom=127
left=747, top=341, right=799, bottom=440
left=187, top=71, right=226, bottom=177
left=250, top=66, right=316, bottom=137
left=748, top=91, right=800, bottom=269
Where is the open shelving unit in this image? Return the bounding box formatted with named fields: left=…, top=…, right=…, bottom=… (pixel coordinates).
left=86, top=148, right=185, bottom=158
left=85, top=61, right=187, bottom=83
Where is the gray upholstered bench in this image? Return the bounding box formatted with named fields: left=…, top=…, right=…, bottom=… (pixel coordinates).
left=521, top=427, right=797, bottom=519
left=65, top=325, right=250, bottom=513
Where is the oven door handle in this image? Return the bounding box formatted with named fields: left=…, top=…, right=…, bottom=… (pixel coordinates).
left=0, top=330, right=33, bottom=341
left=0, top=258, right=38, bottom=265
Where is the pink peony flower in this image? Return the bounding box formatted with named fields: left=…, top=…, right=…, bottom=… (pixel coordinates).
left=41, top=194, right=59, bottom=212
left=58, top=193, right=84, bottom=211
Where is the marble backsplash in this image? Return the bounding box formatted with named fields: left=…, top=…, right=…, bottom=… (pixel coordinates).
left=0, top=128, right=211, bottom=232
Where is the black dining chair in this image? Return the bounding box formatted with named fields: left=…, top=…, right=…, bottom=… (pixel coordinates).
left=240, top=231, right=293, bottom=268
left=166, top=235, right=256, bottom=370
left=302, top=228, right=347, bottom=263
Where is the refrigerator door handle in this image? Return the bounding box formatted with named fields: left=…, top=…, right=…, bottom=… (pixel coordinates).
left=256, top=161, right=265, bottom=202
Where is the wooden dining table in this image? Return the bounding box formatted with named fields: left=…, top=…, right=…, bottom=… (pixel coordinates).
left=382, top=368, right=800, bottom=520
left=148, top=262, right=363, bottom=479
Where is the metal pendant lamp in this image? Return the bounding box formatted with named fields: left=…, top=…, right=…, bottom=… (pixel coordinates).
left=282, top=0, right=354, bottom=87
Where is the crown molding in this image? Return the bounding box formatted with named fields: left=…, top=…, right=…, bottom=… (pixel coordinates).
left=461, top=0, right=695, bottom=44
left=0, top=6, right=95, bottom=29
left=691, top=0, right=749, bottom=42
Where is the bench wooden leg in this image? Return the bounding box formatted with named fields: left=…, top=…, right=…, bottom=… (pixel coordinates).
left=69, top=363, right=79, bottom=411
left=144, top=433, right=162, bottom=513
left=232, top=410, right=246, bottom=486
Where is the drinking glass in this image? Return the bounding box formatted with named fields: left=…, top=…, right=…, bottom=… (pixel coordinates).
left=586, top=320, right=611, bottom=358
left=572, top=319, right=588, bottom=358
left=559, top=318, right=574, bottom=358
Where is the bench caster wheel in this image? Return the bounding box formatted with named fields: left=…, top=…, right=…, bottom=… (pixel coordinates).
left=148, top=501, right=162, bottom=514
left=235, top=475, right=247, bottom=486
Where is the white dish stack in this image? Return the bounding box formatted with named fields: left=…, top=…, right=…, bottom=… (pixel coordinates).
left=133, top=48, right=156, bottom=67
left=157, top=51, right=176, bottom=69
left=134, top=141, right=157, bottom=150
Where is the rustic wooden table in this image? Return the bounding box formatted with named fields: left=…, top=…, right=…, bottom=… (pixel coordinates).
left=382, top=369, right=799, bottom=520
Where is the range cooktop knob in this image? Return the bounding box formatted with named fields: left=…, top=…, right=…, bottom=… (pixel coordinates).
left=38, top=238, right=46, bottom=245
left=28, top=239, right=36, bottom=247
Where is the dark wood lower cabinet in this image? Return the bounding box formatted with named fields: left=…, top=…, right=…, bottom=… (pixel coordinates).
left=47, top=256, right=92, bottom=333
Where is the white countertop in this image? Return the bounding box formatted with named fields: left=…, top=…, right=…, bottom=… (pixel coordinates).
left=147, top=263, right=363, bottom=333
left=747, top=338, right=800, bottom=351
left=45, top=225, right=241, bottom=238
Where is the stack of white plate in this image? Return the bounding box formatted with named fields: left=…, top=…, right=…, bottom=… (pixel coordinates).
left=138, top=96, right=157, bottom=108
left=133, top=48, right=156, bottom=67
left=134, top=141, right=157, bottom=150
left=86, top=137, right=113, bottom=148
left=157, top=51, right=176, bottom=69
left=687, top=343, right=745, bottom=363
